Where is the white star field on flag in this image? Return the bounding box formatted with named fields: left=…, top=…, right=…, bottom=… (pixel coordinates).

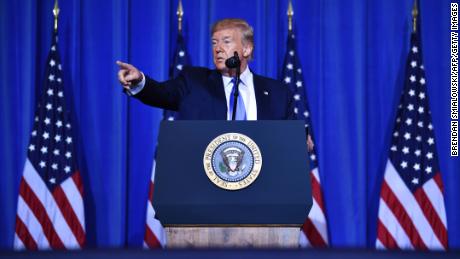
left=27, top=36, right=76, bottom=189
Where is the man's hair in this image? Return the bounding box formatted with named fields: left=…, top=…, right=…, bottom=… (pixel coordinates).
left=211, top=18, right=254, bottom=59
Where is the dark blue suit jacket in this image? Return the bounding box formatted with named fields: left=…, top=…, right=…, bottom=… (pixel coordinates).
left=133, top=66, right=295, bottom=120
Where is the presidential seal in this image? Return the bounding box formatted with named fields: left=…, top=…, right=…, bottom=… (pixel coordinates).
left=203, top=133, right=262, bottom=190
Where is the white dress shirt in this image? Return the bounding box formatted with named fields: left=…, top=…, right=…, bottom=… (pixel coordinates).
left=222, top=66, right=257, bottom=120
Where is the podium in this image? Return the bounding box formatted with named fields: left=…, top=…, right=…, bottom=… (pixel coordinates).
left=153, top=121, right=312, bottom=247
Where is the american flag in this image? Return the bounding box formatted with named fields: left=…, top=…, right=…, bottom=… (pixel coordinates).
left=143, top=32, right=189, bottom=248
left=375, top=32, right=448, bottom=250
left=164, top=33, right=189, bottom=121
left=281, top=31, right=329, bottom=247
left=14, top=30, right=86, bottom=250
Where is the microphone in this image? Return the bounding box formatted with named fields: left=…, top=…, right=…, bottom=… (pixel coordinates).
left=225, top=52, right=241, bottom=120
left=225, top=51, right=241, bottom=69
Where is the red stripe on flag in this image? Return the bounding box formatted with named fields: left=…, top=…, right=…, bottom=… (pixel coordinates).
left=71, top=172, right=84, bottom=196
left=380, top=181, right=427, bottom=250
left=310, top=172, right=325, bottom=212
left=377, top=219, right=399, bottom=249
left=148, top=181, right=155, bottom=203
left=413, top=186, right=448, bottom=249
left=144, top=223, right=162, bottom=248
left=19, top=179, right=65, bottom=249
left=15, top=215, right=38, bottom=250
left=432, top=173, right=444, bottom=193
left=301, top=218, right=327, bottom=247
left=52, top=185, right=86, bottom=247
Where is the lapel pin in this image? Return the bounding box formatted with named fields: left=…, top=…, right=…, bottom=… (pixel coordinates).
left=263, top=91, right=269, bottom=95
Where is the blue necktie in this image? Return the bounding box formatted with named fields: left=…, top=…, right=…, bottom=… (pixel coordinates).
left=229, top=79, right=246, bottom=120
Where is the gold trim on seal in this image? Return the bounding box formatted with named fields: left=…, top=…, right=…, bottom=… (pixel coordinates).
left=203, top=133, right=262, bottom=190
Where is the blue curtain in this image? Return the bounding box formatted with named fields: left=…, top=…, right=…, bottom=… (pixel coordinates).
left=0, top=0, right=458, bottom=249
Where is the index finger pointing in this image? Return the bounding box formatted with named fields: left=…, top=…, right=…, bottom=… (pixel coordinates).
left=116, top=60, right=132, bottom=70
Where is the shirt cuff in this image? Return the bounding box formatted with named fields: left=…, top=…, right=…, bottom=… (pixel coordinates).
left=126, top=72, right=146, bottom=96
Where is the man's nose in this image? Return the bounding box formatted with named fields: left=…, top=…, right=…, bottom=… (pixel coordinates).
left=214, top=45, right=223, bottom=53
left=214, top=42, right=226, bottom=52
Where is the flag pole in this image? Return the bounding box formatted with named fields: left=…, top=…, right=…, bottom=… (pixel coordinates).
left=412, top=0, right=418, bottom=33
left=287, top=0, right=293, bottom=32
left=53, top=0, right=59, bottom=32
left=177, top=0, right=183, bottom=33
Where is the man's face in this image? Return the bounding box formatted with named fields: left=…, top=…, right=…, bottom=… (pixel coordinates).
left=211, top=28, right=251, bottom=75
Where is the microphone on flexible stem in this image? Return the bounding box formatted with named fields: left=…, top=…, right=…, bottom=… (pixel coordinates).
left=225, top=52, right=241, bottom=69
left=225, top=52, right=241, bottom=121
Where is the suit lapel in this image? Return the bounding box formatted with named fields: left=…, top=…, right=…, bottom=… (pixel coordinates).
left=208, top=70, right=227, bottom=120
left=253, top=74, right=270, bottom=120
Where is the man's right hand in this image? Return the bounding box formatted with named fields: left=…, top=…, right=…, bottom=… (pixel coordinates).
left=116, top=61, right=143, bottom=89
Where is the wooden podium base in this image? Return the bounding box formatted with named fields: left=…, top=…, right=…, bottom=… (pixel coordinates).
left=165, top=227, right=300, bottom=248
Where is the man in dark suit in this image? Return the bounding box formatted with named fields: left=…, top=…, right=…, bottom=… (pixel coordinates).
left=117, top=18, right=313, bottom=149
left=116, top=18, right=295, bottom=121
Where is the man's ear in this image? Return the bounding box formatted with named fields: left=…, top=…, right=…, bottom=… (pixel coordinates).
left=242, top=44, right=253, bottom=59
